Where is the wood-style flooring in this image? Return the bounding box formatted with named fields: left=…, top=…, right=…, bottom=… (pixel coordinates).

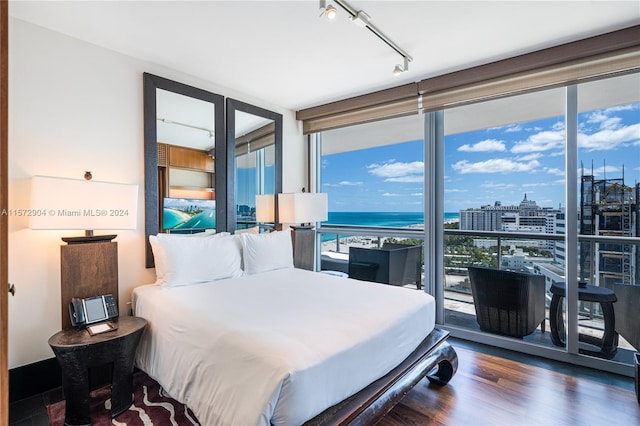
left=381, top=344, right=639, bottom=426
left=9, top=340, right=640, bottom=425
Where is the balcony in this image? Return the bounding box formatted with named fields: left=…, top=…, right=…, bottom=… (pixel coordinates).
left=318, top=227, right=639, bottom=367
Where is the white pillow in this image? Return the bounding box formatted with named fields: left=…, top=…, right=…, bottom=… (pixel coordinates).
left=151, top=231, right=231, bottom=281
left=150, top=233, right=242, bottom=287
left=240, top=229, right=294, bottom=275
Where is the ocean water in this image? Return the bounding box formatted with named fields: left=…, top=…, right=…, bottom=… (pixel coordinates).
left=323, top=211, right=459, bottom=228
left=320, top=212, right=458, bottom=242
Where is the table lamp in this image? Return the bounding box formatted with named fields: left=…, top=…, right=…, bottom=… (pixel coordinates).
left=277, top=192, right=328, bottom=270
left=255, top=194, right=275, bottom=224
left=30, top=174, right=138, bottom=330
left=277, top=192, right=328, bottom=229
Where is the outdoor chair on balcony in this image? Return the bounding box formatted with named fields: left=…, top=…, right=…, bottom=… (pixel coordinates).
left=320, top=251, right=349, bottom=274
left=612, top=283, right=640, bottom=351
left=348, top=243, right=422, bottom=289
left=468, top=266, right=546, bottom=338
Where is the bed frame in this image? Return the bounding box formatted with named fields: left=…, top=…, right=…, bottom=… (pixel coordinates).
left=304, top=328, right=457, bottom=425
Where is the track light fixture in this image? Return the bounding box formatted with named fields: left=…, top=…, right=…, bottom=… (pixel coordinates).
left=393, top=56, right=409, bottom=76
left=326, top=4, right=337, bottom=19
left=318, top=0, right=413, bottom=76
left=350, top=10, right=371, bottom=27
left=158, top=117, right=215, bottom=139
left=319, top=0, right=337, bottom=19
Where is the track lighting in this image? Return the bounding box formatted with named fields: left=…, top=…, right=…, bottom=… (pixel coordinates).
left=319, top=0, right=337, bottom=20
left=318, top=0, right=414, bottom=77
left=393, top=56, right=409, bottom=76
left=325, top=4, right=337, bottom=19
left=350, top=10, right=370, bottom=27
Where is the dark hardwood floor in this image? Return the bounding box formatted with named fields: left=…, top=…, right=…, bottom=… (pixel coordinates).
left=9, top=339, right=639, bottom=425
left=381, top=340, right=639, bottom=426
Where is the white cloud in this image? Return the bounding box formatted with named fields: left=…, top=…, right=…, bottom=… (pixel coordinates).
left=458, top=139, right=506, bottom=152
left=578, top=123, right=640, bottom=151
left=385, top=176, right=424, bottom=183
left=382, top=192, right=400, bottom=197
left=444, top=188, right=467, bottom=193
left=504, top=124, right=523, bottom=133
left=323, top=181, right=363, bottom=187
left=516, top=153, right=543, bottom=161
left=605, top=104, right=637, bottom=113
left=511, top=130, right=564, bottom=153
left=480, top=182, right=516, bottom=189
left=452, top=158, right=540, bottom=174
left=546, top=167, right=564, bottom=176
left=411, top=193, right=423, bottom=196
left=522, top=182, right=550, bottom=188
left=367, top=161, right=423, bottom=183
left=590, top=165, right=621, bottom=176
left=367, top=161, right=423, bottom=177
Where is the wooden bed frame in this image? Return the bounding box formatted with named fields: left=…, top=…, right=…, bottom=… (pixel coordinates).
left=304, top=328, right=458, bottom=425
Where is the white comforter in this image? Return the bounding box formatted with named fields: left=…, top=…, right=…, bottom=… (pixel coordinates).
left=133, top=268, right=435, bottom=426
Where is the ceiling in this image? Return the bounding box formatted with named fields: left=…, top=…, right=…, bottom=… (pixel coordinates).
left=9, top=1, right=640, bottom=111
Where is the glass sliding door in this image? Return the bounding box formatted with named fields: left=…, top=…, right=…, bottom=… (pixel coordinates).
left=574, top=73, right=640, bottom=364
left=442, top=88, right=566, bottom=343
left=318, top=114, right=425, bottom=272
left=310, top=69, right=638, bottom=374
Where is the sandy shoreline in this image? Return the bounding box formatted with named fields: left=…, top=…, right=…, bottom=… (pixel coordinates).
left=320, top=220, right=459, bottom=253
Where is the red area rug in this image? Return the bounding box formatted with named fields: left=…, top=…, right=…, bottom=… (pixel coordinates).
left=47, top=371, right=200, bottom=425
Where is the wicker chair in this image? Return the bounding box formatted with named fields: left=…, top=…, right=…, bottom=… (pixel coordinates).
left=612, top=283, right=640, bottom=351
left=348, top=243, right=422, bottom=289
left=467, top=266, right=546, bottom=338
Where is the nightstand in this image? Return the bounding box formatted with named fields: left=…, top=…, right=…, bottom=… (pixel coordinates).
left=48, top=316, right=147, bottom=425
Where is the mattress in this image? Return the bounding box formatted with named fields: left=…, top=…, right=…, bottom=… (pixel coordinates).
left=133, top=267, right=435, bottom=426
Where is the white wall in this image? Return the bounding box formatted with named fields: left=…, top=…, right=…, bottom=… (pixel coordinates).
left=8, top=18, right=305, bottom=369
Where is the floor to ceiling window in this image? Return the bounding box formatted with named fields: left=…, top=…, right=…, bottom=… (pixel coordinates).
left=313, top=69, right=639, bottom=375
left=574, top=74, right=640, bottom=363
left=316, top=114, right=425, bottom=289
left=440, top=72, right=639, bottom=370
left=442, top=86, right=566, bottom=347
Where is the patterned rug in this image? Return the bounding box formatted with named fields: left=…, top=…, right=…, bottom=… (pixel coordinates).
left=47, top=371, right=200, bottom=425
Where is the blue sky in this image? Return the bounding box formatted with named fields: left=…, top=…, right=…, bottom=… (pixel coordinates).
left=322, top=103, right=640, bottom=213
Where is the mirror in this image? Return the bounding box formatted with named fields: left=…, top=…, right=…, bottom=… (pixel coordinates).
left=144, top=73, right=225, bottom=267
left=226, top=98, right=282, bottom=233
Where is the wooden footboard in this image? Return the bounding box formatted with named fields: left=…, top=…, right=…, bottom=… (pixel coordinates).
left=303, top=328, right=458, bottom=426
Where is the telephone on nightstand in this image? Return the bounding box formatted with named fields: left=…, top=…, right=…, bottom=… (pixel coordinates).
left=69, top=294, right=119, bottom=327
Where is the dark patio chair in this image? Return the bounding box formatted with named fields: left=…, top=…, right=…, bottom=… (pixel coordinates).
left=348, top=243, right=422, bottom=289
left=468, top=266, right=546, bottom=338
left=612, top=283, right=640, bottom=351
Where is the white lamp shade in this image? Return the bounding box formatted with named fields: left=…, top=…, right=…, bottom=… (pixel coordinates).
left=255, top=194, right=275, bottom=222
left=277, top=192, right=328, bottom=224
left=30, top=176, right=138, bottom=230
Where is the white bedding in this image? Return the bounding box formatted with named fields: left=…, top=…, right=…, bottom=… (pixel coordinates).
left=133, top=267, right=435, bottom=426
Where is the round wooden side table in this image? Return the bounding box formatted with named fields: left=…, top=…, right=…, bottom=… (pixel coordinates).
left=48, top=316, right=147, bottom=425
left=549, top=282, right=617, bottom=359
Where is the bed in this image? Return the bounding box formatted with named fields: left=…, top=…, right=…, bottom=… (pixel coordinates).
left=134, top=230, right=457, bottom=425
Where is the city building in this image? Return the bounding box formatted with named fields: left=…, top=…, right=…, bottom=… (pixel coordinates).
left=580, top=172, right=640, bottom=287
left=461, top=195, right=563, bottom=250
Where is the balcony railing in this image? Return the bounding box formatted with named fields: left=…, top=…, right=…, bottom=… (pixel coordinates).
left=317, top=224, right=639, bottom=364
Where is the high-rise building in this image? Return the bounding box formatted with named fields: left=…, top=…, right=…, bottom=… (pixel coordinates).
left=460, top=195, right=563, bottom=250
left=580, top=172, right=639, bottom=287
